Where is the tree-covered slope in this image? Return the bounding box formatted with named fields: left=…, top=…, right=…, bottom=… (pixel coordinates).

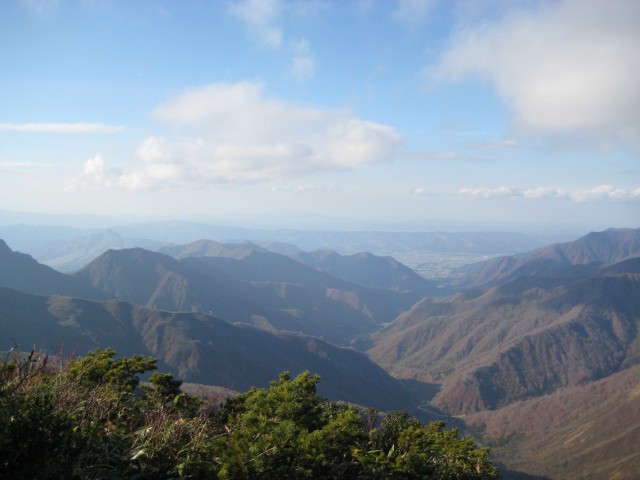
left=369, top=262, right=640, bottom=413
left=0, top=287, right=409, bottom=411
left=457, top=227, right=640, bottom=289
left=74, top=246, right=416, bottom=344
left=0, top=239, right=105, bottom=300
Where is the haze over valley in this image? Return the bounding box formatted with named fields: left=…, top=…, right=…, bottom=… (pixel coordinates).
left=2, top=1, right=639, bottom=478
left=2, top=224, right=640, bottom=478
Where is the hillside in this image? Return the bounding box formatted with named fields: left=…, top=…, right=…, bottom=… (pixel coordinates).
left=466, top=364, right=640, bottom=479
left=74, top=247, right=412, bottom=344
left=458, top=227, right=640, bottom=289
left=369, top=261, right=640, bottom=413
left=158, top=238, right=266, bottom=260
left=289, top=249, right=445, bottom=297
left=161, top=239, right=441, bottom=298
left=189, top=251, right=414, bottom=327
left=0, top=239, right=105, bottom=300
left=0, top=287, right=409, bottom=411
left=34, top=229, right=166, bottom=272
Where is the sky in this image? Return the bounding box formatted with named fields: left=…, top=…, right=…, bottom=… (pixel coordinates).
left=0, top=0, right=639, bottom=232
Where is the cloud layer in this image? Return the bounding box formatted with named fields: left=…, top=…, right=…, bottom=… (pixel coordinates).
left=431, top=0, right=640, bottom=148
left=456, top=184, right=640, bottom=202
left=0, top=123, right=124, bottom=133
left=71, top=83, right=402, bottom=191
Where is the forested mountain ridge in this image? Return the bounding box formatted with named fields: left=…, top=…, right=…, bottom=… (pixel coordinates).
left=289, top=248, right=445, bottom=297
left=457, top=227, right=640, bottom=289
left=0, top=239, right=420, bottom=345
left=370, top=258, right=640, bottom=413
left=72, top=246, right=416, bottom=344
left=2, top=227, right=639, bottom=479
left=0, top=286, right=410, bottom=411
left=0, top=239, right=106, bottom=300
left=160, top=238, right=443, bottom=297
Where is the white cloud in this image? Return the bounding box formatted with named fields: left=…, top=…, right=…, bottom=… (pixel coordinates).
left=394, top=0, right=436, bottom=23
left=430, top=0, right=640, bottom=148
left=72, top=83, right=402, bottom=191
left=458, top=184, right=640, bottom=202
left=412, top=186, right=440, bottom=196
left=228, top=0, right=283, bottom=48
left=68, top=154, right=124, bottom=190
left=457, top=186, right=517, bottom=199
left=290, top=39, right=315, bottom=81
left=271, top=183, right=339, bottom=194
left=229, top=1, right=319, bottom=79
left=463, top=139, right=519, bottom=150
left=0, top=122, right=124, bottom=133
left=403, top=150, right=486, bottom=162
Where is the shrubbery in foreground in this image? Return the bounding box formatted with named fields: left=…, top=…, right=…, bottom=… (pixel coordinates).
left=0, top=348, right=498, bottom=479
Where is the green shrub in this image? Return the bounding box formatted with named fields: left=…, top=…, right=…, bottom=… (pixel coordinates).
left=0, top=349, right=499, bottom=479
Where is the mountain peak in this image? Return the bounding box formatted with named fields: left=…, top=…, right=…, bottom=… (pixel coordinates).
left=0, top=239, right=11, bottom=254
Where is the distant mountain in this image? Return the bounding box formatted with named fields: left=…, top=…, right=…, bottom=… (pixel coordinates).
left=71, top=247, right=288, bottom=329
left=113, top=221, right=255, bottom=245
left=0, top=224, right=92, bottom=253
left=289, top=249, right=445, bottom=297
left=0, top=239, right=104, bottom=300
left=158, top=239, right=265, bottom=260
left=0, top=287, right=409, bottom=411
left=73, top=247, right=414, bottom=344
left=458, top=228, right=640, bottom=289
left=369, top=260, right=640, bottom=414
left=33, top=230, right=167, bottom=272
left=112, top=220, right=564, bottom=256
left=180, top=247, right=418, bottom=328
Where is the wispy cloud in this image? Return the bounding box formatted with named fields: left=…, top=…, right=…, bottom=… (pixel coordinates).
left=462, top=139, right=519, bottom=150
left=429, top=0, right=640, bottom=148
left=271, top=183, right=340, bottom=194
left=229, top=0, right=318, bottom=81
left=457, top=184, right=640, bottom=202
left=228, top=0, right=283, bottom=48
left=290, top=38, right=315, bottom=81
left=70, top=83, right=402, bottom=191
left=403, top=150, right=488, bottom=162
left=20, top=0, right=59, bottom=16
left=0, top=123, right=124, bottom=133
left=458, top=186, right=518, bottom=199
left=394, top=0, right=436, bottom=24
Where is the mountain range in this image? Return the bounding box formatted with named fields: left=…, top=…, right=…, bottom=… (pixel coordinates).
left=0, top=287, right=407, bottom=411
left=370, top=258, right=640, bottom=413
left=456, top=227, right=640, bottom=289
left=0, top=221, right=570, bottom=274
left=1, top=225, right=639, bottom=479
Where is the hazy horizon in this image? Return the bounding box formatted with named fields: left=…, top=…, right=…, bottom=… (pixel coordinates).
left=1, top=0, right=638, bottom=231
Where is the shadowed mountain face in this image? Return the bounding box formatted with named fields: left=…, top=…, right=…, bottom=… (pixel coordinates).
left=0, top=287, right=409, bottom=411
left=458, top=228, right=640, bottom=289
left=160, top=238, right=438, bottom=296
left=0, top=239, right=105, bottom=300
left=369, top=261, right=640, bottom=414
left=289, top=249, right=446, bottom=298
left=72, top=246, right=418, bottom=345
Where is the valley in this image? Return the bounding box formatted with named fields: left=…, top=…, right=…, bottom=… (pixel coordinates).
left=1, top=224, right=639, bottom=479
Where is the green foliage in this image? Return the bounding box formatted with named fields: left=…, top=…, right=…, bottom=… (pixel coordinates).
left=67, top=347, right=157, bottom=390
left=0, top=349, right=499, bottom=479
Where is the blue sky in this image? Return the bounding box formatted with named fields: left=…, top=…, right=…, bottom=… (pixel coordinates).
left=1, top=0, right=638, bottom=232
